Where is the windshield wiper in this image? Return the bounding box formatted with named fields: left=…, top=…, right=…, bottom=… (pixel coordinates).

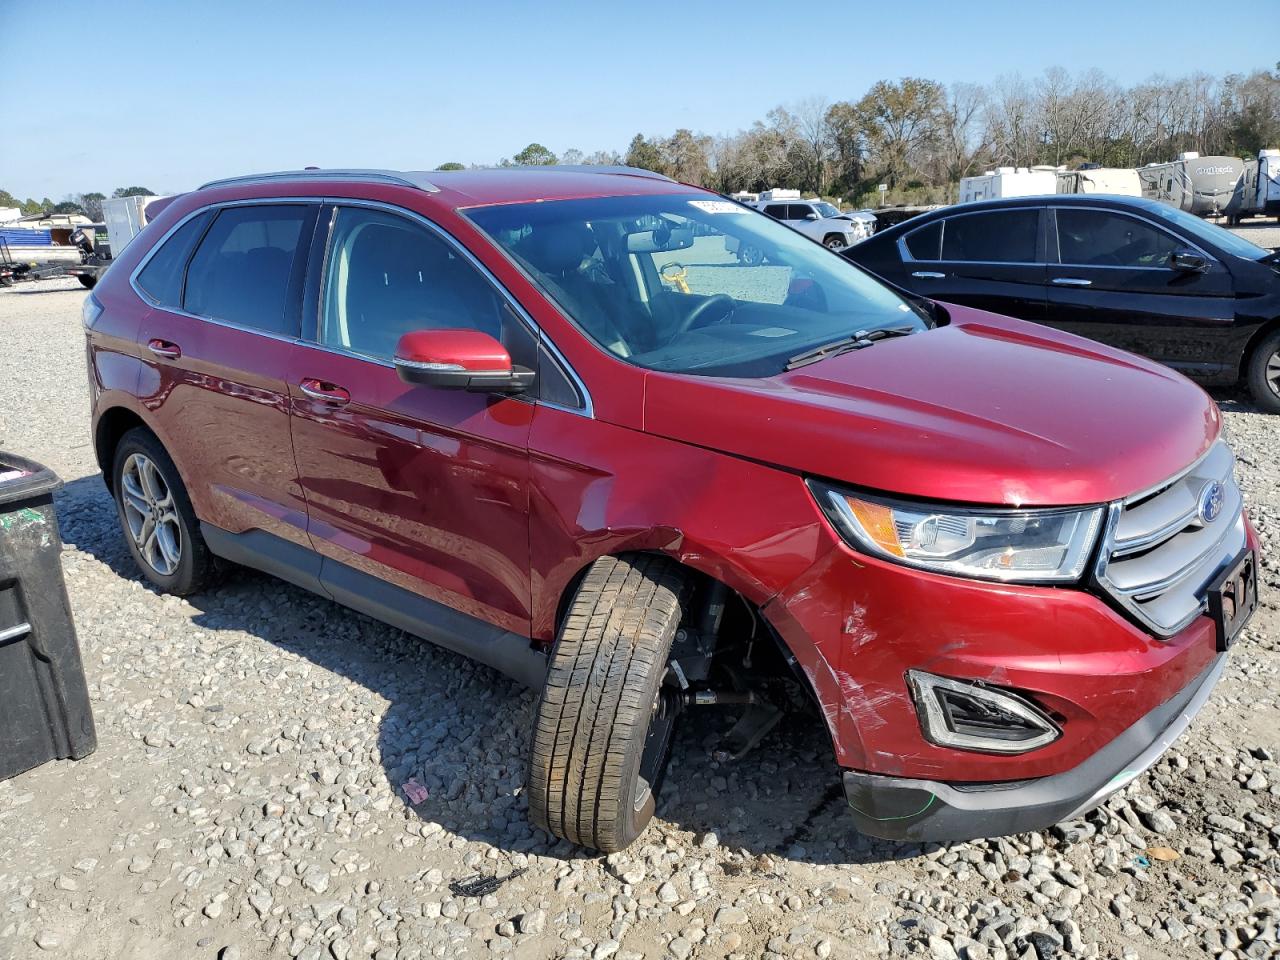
left=784, top=325, right=918, bottom=370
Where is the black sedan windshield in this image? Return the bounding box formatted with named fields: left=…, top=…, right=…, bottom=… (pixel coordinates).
left=466, top=194, right=927, bottom=377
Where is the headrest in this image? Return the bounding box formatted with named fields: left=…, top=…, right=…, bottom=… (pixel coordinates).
left=517, top=222, right=594, bottom=276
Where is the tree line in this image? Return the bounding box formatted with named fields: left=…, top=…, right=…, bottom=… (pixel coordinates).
left=0, top=187, right=157, bottom=221
left=8, top=64, right=1276, bottom=216
left=455, top=64, right=1279, bottom=207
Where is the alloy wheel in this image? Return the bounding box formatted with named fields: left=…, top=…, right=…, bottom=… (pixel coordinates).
left=1267, top=348, right=1280, bottom=398
left=634, top=682, right=680, bottom=813
left=120, top=453, right=182, bottom=576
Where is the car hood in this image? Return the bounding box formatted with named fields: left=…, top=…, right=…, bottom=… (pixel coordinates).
left=642, top=306, right=1221, bottom=506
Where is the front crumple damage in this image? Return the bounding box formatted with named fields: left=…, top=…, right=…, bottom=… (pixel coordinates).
left=762, top=539, right=1225, bottom=783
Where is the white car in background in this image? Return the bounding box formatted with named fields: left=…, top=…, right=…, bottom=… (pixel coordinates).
left=757, top=197, right=869, bottom=250
left=726, top=191, right=873, bottom=263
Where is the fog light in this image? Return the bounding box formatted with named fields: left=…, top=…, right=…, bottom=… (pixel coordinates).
left=908, top=671, right=1060, bottom=754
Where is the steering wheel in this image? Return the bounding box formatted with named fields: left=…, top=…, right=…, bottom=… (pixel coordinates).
left=671, top=293, right=736, bottom=338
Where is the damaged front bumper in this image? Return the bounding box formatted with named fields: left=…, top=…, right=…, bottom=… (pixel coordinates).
left=841, top=653, right=1226, bottom=842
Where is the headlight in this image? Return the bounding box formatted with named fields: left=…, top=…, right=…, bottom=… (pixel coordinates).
left=809, top=481, right=1103, bottom=583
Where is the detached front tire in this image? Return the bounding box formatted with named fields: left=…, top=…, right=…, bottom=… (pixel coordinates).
left=1246, top=329, right=1280, bottom=414
left=528, top=554, right=688, bottom=853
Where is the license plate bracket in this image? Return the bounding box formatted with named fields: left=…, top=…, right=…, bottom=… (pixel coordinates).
left=1207, top=550, right=1258, bottom=651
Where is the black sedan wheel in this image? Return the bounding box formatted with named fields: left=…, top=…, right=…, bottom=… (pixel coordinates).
left=1247, top=330, right=1280, bottom=415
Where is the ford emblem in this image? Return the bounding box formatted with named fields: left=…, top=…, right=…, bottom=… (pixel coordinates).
left=1198, top=481, right=1224, bottom=524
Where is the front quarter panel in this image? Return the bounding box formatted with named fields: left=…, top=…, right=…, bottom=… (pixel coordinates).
left=527, top=402, right=833, bottom=633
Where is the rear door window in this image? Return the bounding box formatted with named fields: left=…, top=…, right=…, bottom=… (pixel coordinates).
left=183, top=205, right=311, bottom=335
left=1055, top=208, right=1183, bottom=267
left=135, top=210, right=213, bottom=308
left=762, top=204, right=788, bottom=219
left=941, top=210, right=1039, bottom=263
left=903, top=220, right=942, bottom=260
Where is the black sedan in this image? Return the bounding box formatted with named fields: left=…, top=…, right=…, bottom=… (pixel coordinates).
left=844, top=195, right=1280, bottom=412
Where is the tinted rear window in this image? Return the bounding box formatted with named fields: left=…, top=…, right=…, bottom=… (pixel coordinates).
left=183, top=205, right=309, bottom=335
left=903, top=220, right=942, bottom=260
left=135, top=211, right=212, bottom=307
left=941, top=210, right=1038, bottom=263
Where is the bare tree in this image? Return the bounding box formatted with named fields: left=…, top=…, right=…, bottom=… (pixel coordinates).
left=934, top=83, right=990, bottom=194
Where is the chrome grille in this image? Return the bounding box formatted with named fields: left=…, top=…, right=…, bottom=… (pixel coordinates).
left=1096, top=440, right=1246, bottom=637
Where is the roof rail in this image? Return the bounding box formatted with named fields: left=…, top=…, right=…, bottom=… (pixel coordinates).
left=504, top=164, right=674, bottom=182
left=198, top=169, right=440, bottom=193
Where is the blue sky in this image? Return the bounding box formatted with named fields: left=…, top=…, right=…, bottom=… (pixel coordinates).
left=2, top=0, right=1275, bottom=200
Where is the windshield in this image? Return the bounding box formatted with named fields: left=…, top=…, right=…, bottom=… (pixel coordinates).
left=466, top=193, right=926, bottom=377
left=1144, top=203, right=1271, bottom=261
left=813, top=202, right=841, bottom=219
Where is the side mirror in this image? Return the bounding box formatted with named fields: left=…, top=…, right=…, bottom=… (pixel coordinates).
left=803, top=212, right=820, bottom=221
left=394, top=329, right=534, bottom=394
left=1170, top=251, right=1208, bottom=273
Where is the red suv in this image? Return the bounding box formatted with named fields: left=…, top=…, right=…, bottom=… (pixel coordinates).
left=84, top=167, right=1258, bottom=852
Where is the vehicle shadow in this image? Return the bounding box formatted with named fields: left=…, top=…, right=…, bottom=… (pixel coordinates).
left=54, top=473, right=908, bottom=868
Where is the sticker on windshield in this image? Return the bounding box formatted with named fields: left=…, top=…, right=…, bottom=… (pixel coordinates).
left=688, top=200, right=749, bottom=214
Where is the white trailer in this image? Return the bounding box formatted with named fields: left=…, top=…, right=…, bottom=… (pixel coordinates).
left=63, top=194, right=172, bottom=289
left=1138, top=153, right=1244, bottom=217
left=1233, top=149, right=1280, bottom=223
left=959, top=166, right=1059, bottom=203
left=1056, top=167, right=1141, bottom=197
left=101, top=194, right=171, bottom=258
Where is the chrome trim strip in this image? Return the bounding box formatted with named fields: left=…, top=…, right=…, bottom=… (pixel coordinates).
left=1121, top=439, right=1223, bottom=506
left=1047, top=203, right=1219, bottom=266
left=1112, top=505, right=1200, bottom=557
left=897, top=202, right=1220, bottom=269
left=1093, top=439, right=1244, bottom=638
left=321, top=197, right=594, bottom=419
left=1110, top=515, right=1243, bottom=599
left=0, top=622, right=31, bottom=645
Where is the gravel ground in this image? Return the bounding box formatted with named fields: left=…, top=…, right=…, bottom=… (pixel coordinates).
left=0, top=274, right=1278, bottom=960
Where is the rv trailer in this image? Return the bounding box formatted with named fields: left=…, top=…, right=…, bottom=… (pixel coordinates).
left=1138, top=152, right=1244, bottom=217
left=1056, top=167, right=1141, bottom=197
left=959, top=166, right=1059, bottom=203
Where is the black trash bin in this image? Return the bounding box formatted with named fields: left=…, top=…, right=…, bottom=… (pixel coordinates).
left=0, top=453, right=96, bottom=781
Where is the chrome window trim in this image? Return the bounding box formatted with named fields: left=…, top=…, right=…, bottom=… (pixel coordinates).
left=1046, top=203, right=1219, bottom=267
left=129, top=197, right=320, bottom=345
left=897, top=203, right=1222, bottom=271
left=897, top=207, right=1042, bottom=267
left=127, top=195, right=593, bottom=419
left=317, top=197, right=593, bottom=418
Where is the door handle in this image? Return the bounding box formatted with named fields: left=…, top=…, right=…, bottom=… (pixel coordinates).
left=147, top=338, right=181, bottom=359
left=911, top=271, right=946, bottom=279
left=299, top=378, right=351, bottom=405
left=1052, top=277, right=1093, bottom=287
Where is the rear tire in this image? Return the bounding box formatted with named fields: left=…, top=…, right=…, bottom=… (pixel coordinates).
left=76, top=275, right=96, bottom=289
left=1246, top=329, right=1280, bottom=414
left=112, top=427, right=218, bottom=595
left=528, top=554, right=688, bottom=853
